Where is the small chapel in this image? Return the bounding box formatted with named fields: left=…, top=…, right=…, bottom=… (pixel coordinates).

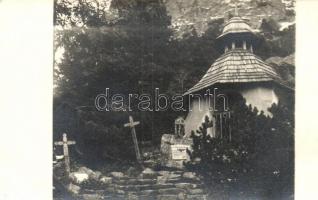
left=183, top=12, right=293, bottom=138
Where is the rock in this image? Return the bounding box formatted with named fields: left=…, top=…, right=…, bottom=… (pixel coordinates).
left=113, top=178, right=129, bottom=184
left=177, top=192, right=187, bottom=200
left=115, top=189, right=125, bottom=195
left=105, top=186, right=115, bottom=193
left=138, top=189, right=157, bottom=196
left=160, top=134, right=175, bottom=157
left=82, top=194, right=103, bottom=200
left=266, top=54, right=295, bottom=86
left=78, top=167, right=95, bottom=176
left=158, top=188, right=186, bottom=195
left=110, top=172, right=125, bottom=178
left=158, top=171, right=170, bottom=176
left=127, top=193, right=139, bottom=200
left=194, top=157, right=201, bottom=163
left=100, top=176, right=112, bottom=184
left=187, top=194, right=208, bottom=200
left=143, top=159, right=158, bottom=168
left=90, top=171, right=102, bottom=181
left=157, top=194, right=179, bottom=200
left=72, top=167, right=103, bottom=182
left=266, top=54, right=295, bottom=67
left=126, top=167, right=139, bottom=177
left=188, top=188, right=204, bottom=195
left=157, top=175, right=167, bottom=184
left=126, top=178, right=156, bottom=185
left=82, top=189, right=105, bottom=195
left=67, top=183, right=81, bottom=195
left=160, top=134, right=193, bottom=169
left=175, top=183, right=197, bottom=190
left=182, top=172, right=196, bottom=179
left=141, top=168, right=157, bottom=179
left=69, top=172, right=89, bottom=184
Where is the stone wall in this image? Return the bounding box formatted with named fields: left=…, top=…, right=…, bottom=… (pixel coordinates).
left=160, top=134, right=193, bottom=169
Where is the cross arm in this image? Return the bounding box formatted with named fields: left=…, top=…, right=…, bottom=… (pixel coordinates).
left=54, top=141, right=64, bottom=145
left=67, top=141, right=76, bottom=145
left=124, top=121, right=140, bottom=128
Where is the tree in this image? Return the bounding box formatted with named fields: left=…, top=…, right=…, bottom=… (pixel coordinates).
left=186, top=94, right=294, bottom=199
left=53, top=0, right=178, bottom=164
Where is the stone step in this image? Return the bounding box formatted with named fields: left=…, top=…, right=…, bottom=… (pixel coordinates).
left=175, top=182, right=201, bottom=190
left=164, top=178, right=201, bottom=184
left=115, top=178, right=157, bottom=185
left=156, top=194, right=179, bottom=200
left=157, top=170, right=183, bottom=176
left=158, top=188, right=187, bottom=195
left=187, top=194, right=208, bottom=200
left=187, top=188, right=205, bottom=195
left=81, top=189, right=105, bottom=195
left=76, top=167, right=208, bottom=199
left=80, top=193, right=208, bottom=200
left=114, top=183, right=175, bottom=191
left=80, top=194, right=126, bottom=200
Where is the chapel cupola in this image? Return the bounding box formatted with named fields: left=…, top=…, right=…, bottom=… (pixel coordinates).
left=217, top=9, right=259, bottom=54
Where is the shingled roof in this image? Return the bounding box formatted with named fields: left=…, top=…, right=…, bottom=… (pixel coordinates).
left=217, top=16, right=255, bottom=39
left=184, top=49, right=285, bottom=95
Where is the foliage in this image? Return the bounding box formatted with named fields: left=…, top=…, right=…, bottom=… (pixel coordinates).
left=53, top=0, right=295, bottom=166
left=257, top=19, right=295, bottom=58
left=186, top=95, right=294, bottom=199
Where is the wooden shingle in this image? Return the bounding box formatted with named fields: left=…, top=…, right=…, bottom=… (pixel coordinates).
left=184, top=49, right=285, bottom=95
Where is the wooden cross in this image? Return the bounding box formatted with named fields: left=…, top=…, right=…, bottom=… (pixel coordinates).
left=54, top=133, right=76, bottom=175
left=124, top=116, right=142, bottom=163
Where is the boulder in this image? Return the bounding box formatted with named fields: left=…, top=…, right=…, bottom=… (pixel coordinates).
left=100, top=176, right=112, bottom=184
left=175, top=183, right=197, bottom=190
left=177, top=192, right=187, bottom=200
left=69, top=172, right=89, bottom=184
left=157, top=175, right=167, bottom=184
left=188, top=188, right=204, bottom=195
left=160, top=134, right=175, bottom=156
left=160, top=134, right=193, bottom=169
left=110, top=171, right=125, bottom=178
left=266, top=54, right=295, bottom=86
left=67, top=183, right=81, bottom=195
left=72, top=167, right=103, bottom=182
left=126, top=166, right=139, bottom=177
left=158, top=188, right=186, bottom=195
left=182, top=172, right=196, bottom=179
left=157, top=195, right=179, bottom=200
left=90, top=171, right=102, bottom=181
left=78, top=167, right=95, bottom=176
left=141, top=168, right=157, bottom=179
left=82, top=194, right=103, bottom=200
left=138, top=189, right=157, bottom=196
left=115, top=189, right=125, bottom=195
left=158, top=171, right=170, bottom=176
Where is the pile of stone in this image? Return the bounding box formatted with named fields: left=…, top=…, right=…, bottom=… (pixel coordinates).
left=64, top=166, right=207, bottom=200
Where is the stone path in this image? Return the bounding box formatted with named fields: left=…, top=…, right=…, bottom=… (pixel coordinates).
left=80, top=168, right=207, bottom=200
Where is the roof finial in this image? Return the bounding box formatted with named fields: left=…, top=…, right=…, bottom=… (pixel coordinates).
left=234, top=2, right=239, bottom=16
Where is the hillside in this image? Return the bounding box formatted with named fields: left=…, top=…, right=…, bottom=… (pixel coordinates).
left=163, top=0, right=295, bottom=38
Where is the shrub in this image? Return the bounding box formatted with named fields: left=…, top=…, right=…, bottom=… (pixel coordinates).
left=186, top=95, right=294, bottom=199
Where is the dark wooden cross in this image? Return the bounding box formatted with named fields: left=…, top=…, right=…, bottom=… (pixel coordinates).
left=124, top=116, right=142, bottom=163
left=54, top=133, right=76, bottom=174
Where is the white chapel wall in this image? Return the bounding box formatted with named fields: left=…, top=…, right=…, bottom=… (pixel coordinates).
left=184, top=99, right=213, bottom=138
left=240, top=86, right=279, bottom=117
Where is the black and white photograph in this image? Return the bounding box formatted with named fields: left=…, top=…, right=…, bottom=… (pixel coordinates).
left=10, top=0, right=318, bottom=200
left=52, top=0, right=296, bottom=199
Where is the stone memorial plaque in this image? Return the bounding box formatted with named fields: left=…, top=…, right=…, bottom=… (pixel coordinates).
left=171, top=144, right=189, bottom=160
